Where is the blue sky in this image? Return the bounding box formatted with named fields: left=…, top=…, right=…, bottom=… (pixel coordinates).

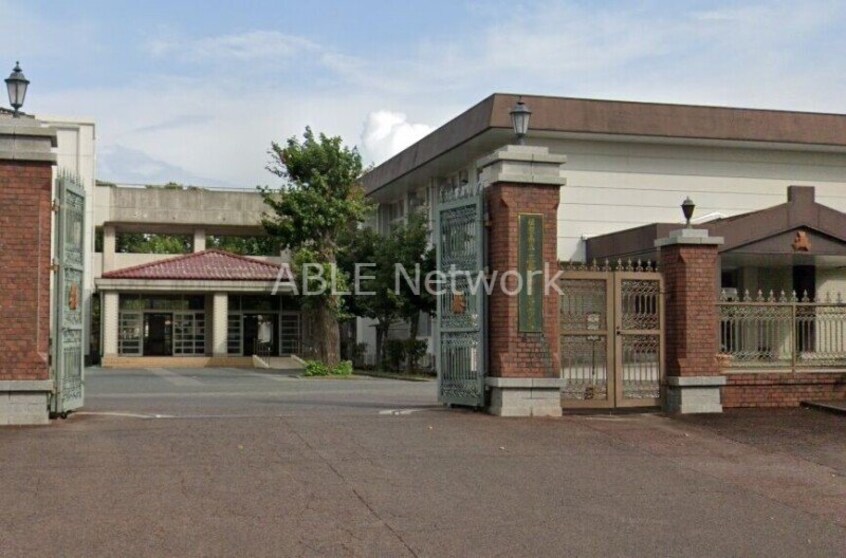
left=3, top=0, right=846, bottom=187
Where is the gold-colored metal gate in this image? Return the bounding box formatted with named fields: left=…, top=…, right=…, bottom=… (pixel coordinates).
left=559, top=263, right=664, bottom=409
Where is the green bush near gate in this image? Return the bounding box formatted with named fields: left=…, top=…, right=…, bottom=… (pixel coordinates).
left=303, top=359, right=353, bottom=377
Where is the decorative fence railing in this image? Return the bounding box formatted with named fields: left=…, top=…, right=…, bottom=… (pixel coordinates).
left=718, top=290, right=846, bottom=371
left=560, top=258, right=659, bottom=273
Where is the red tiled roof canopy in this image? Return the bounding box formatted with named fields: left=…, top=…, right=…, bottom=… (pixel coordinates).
left=102, top=250, right=291, bottom=281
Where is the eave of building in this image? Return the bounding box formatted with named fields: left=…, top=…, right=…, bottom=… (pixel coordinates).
left=100, top=222, right=269, bottom=236
left=95, top=278, right=293, bottom=293
left=362, top=93, right=846, bottom=199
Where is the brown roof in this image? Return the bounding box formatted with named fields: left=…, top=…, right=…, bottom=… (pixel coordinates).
left=585, top=186, right=846, bottom=260
left=102, top=250, right=289, bottom=281
left=363, top=93, right=846, bottom=195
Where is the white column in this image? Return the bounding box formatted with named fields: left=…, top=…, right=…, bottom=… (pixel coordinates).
left=103, top=225, right=116, bottom=272
left=212, top=292, right=228, bottom=357
left=194, top=228, right=207, bottom=252
left=102, top=291, right=119, bottom=356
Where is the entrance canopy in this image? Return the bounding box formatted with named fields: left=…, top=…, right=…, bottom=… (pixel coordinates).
left=96, top=250, right=301, bottom=363
left=585, top=186, right=846, bottom=268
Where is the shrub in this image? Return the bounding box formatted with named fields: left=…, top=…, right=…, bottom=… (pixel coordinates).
left=304, top=360, right=331, bottom=376
left=385, top=339, right=406, bottom=371
left=333, top=360, right=353, bottom=376
left=303, top=359, right=353, bottom=377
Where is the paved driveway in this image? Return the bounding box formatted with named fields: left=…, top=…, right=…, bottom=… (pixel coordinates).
left=1, top=367, right=844, bottom=557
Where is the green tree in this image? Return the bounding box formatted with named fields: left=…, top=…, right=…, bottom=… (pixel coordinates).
left=393, top=214, right=436, bottom=372
left=338, top=214, right=434, bottom=370
left=208, top=235, right=278, bottom=256
left=261, top=127, right=370, bottom=366
left=338, top=226, right=399, bottom=369
left=116, top=232, right=192, bottom=254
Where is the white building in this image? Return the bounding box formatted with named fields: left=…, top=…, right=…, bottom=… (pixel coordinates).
left=41, top=116, right=97, bottom=363
left=358, top=94, right=846, bottom=359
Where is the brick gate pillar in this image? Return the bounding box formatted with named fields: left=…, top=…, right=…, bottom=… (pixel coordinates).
left=478, top=145, right=567, bottom=417
left=0, top=117, right=58, bottom=425
left=656, top=228, right=725, bottom=413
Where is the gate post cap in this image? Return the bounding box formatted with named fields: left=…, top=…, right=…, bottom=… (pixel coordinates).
left=655, top=228, right=723, bottom=247
left=477, top=145, right=567, bottom=187
left=0, top=117, right=58, bottom=163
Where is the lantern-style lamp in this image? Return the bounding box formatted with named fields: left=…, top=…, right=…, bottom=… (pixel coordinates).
left=6, top=61, right=29, bottom=117
left=509, top=97, right=531, bottom=145
left=681, top=197, right=695, bottom=227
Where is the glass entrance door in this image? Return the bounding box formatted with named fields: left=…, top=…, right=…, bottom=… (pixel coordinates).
left=243, top=314, right=278, bottom=356
left=144, top=313, right=173, bottom=356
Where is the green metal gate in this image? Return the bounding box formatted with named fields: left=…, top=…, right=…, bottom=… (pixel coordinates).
left=435, top=180, right=487, bottom=407
left=51, top=171, right=86, bottom=417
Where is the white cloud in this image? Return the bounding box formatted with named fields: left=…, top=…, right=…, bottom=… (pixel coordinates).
left=18, top=1, right=846, bottom=187
left=360, top=111, right=434, bottom=164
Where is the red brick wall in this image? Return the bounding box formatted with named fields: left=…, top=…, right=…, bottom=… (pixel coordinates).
left=0, top=160, right=53, bottom=381
left=660, top=244, right=721, bottom=378
left=487, top=182, right=560, bottom=378
left=722, top=373, right=846, bottom=407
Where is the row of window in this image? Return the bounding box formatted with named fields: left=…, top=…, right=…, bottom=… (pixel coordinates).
left=117, top=310, right=301, bottom=356
left=118, top=312, right=206, bottom=355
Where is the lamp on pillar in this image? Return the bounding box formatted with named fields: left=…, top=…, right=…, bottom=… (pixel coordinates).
left=5, top=61, right=29, bottom=118
left=681, top=196, right=695, bottom=228
left=509, top=97, right=531, bottom=145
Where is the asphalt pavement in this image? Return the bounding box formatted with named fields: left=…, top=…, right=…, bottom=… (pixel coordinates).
left=1, top=367, right=844, bottom=557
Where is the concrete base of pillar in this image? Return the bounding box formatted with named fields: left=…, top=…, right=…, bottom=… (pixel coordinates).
left=486, top=377, right=563, bottom=417
left=0, top=381, right=51, bottom=425
left=664, top=376, right=727, bottom=414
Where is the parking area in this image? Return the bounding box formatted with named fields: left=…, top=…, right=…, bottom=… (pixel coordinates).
left=1, top=368, right=844, bottom=557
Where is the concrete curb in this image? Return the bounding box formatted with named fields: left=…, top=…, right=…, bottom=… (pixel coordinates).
left=801, top=400, right=846, bottom=416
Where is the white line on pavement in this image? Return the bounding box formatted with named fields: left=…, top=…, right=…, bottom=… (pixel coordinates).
left=378, top=409, right=426, bottom=416
left=74, top=411, right=174, bottom=419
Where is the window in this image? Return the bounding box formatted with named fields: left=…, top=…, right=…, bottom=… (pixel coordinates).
left=381, top=199, right=405, bottom=233
left=173, top=312, right=206, bottom=355
left=118, top=312, right=142, bottom=355
left=227, top=314, right=242, bottom=355
left=408, top=188, right=428, bottom=214
left=280, top=313, right=301, bottom=354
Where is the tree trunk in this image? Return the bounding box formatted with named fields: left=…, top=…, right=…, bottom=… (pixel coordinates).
left=374, top=323, right=388, bottom=371
left=406, top=311, right=420, bottom=374
left=313, top=301, right=341, bottom=366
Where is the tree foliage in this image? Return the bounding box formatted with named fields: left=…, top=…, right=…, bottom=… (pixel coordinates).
left=338, top=213, right=434, bottom=370
left=261, top=127, right=370, bottom=259
left=260, top=127, right=371, bottom=365
left=116, top=233, right=192, bottom=254
left=207, top=235, right=278, bottom=256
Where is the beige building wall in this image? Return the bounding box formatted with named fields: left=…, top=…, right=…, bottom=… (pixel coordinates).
left=385, top=138, right=846, bottom=263
left=44, top=117, right=97, bottom=356
left=533, top=138, right=846, bottom=261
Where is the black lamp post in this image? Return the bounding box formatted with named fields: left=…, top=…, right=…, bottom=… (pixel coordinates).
left=509, top=97, right=531, bottom=145
left=681, top=197, right=695, bottom=227
left=6, top=61, right=29, bottom=118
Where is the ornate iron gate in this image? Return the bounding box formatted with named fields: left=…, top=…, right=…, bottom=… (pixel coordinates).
left=435, top=181, right=486, bottom=407
left=559, top=261, right=663, bottom=409
left=51, top=171, right=86, bottom=417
